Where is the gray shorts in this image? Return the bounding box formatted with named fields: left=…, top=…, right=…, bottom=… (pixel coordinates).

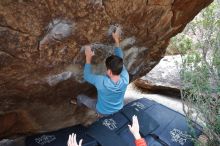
left=76, top=94, right=109, bottom=117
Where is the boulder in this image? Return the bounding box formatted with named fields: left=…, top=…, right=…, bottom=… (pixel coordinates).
left=134, top=55, right=182, bottom=97
left=0, top=0, right=213, bottom=138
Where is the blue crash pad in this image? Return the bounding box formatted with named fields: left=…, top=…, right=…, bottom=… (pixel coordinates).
left=26, top=98, right=202, bottom=146
left=25, top=125, right=97, bottom=146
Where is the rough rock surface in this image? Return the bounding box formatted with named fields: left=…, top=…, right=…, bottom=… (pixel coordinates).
left=0, top=0, right=213, bottom=138
left=134, top=55, right=182, bottom=97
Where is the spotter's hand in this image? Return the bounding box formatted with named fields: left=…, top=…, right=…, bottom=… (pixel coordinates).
left=128, top=115, right=141, bottom=140
left=67, top=133, right=83, bottom=146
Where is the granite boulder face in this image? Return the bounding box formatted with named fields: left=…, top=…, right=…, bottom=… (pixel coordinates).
left=134, top=55, right=182, bottom=97
left=0, top=0, right=213, bottom=138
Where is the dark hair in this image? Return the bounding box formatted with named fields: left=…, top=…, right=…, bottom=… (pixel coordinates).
left=105, top=55, right=123, bottom=75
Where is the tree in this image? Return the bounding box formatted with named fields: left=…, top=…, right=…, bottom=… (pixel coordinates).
left=169, top=0, right=220, bottom=145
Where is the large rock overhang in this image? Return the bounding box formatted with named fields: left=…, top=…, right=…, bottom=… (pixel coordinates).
left=0, top=0, right=213, bottom=138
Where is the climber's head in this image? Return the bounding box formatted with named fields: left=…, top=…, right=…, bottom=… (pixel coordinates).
left=105, top=55, right=123, bottom=76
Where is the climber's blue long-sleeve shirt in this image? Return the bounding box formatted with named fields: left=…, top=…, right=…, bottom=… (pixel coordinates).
left=84, top=47, right=129, bottom=115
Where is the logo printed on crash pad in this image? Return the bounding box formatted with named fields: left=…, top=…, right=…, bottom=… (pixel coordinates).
left=131, top=102, right=146, bottom=111
left=170, top=128, right=192, bottom=145
left=102, top=118, right=117, bottom=130
left=35, top=135, right=56, bottom=145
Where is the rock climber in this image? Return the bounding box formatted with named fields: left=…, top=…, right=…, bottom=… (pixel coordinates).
left=72, top=27, right=129, bottom=117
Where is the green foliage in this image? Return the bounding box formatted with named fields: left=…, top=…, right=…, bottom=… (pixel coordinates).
left=167, top=34, right=192, bottom=55
left=170, top=0, right=220, bottom=145
left=215, top=115, right=220, bottom=134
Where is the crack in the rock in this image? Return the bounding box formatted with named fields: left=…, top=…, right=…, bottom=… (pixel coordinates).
left=0, top=50, right=15, bottom=59
left=102, top=0, right=113, bottom=21
left=44, top=0, right=54, bottom=25
left=0, top=25, right=36, bottom=36
left=147, top=0, right=175, bottom=6
left=147, top=4, right=172, bottom=6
